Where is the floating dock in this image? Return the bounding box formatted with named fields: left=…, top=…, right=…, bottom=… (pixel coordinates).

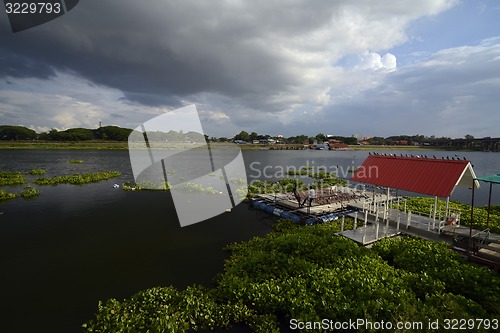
left=250, top=186, right=388, bottom=225
left=251, top=188, right=500, bottom=270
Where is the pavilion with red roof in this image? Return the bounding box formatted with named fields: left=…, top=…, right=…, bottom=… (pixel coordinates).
left=351, top=154, right=480, bottom=217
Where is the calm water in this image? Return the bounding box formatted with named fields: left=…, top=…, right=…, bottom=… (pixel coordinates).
left=0, top=149, right=498, bottom=333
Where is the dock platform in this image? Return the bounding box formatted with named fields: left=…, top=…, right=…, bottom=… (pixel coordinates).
left=336, top=224, right=400, bottom=246
left=252, top=189, right=500, bottom=269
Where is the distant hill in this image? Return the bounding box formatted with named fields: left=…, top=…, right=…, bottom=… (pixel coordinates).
left=0, top=125, right=133, bottom=141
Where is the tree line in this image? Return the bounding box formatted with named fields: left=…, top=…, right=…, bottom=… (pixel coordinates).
left=0, top=125, right=483, bottom=146
left=222, top=130, right=460, bottom=146
left=0, top=125, right=133, bottom=141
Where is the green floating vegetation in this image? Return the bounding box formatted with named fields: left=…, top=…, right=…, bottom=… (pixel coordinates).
left=121, top=180, right=171, bottom=191
left=0, top=189, right=18, bottom=201
left=229, top=178, right=247, bottom=186
left=25, top=169, right=46, bottom=175
left=84, top=220, right=500, bottom=333
left=286, top=169, right=310, bottom=176
left=395, top=197, right=500, bottom=234
left=0, top=171, right=28, bottom=186
left=121, top=180, right=226, bottom=195
left=171, top=183, right=222, bottom=194
left=0, top=186, right=41, bottom=202
left=247, top=174, right=347, bottom=198
left=34, top=171, right=121, bottom=186
left=68, top=159, right=83, bottom=164
left=19, top=185, right=41, bottom=199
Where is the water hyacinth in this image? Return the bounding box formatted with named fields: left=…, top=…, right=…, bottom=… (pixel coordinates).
left=25, top=169, right=46, bottom=175
left=0, top=171, right=28, bottom=186
left=34, top=171, right=121, bottom=186
left=0, top=186, right=40, bottom=201
left=0, top=189, right=18, bottom=201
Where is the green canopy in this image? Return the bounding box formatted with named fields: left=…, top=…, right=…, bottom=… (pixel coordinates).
left=475, top=174, right=500, bottom=184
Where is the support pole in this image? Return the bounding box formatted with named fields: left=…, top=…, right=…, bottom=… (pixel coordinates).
left=341, top=215, right=345, bottom=232
left=469, top=183, right=475, bottom=258
left=407, top=211, right=411, bottom=229
left=354, top=211, right=358, bottom=230
left=386, top=187, right=390, bottom=216
left=384, top=214, right=389, bottom=237
left=375, top=218, right=380, bottom=240
left=397, top=211, right=401, bottom=232
left=427, top=212, right=431, bottom=231
left=487, top=182, right=492, bottom=230
left=445, top=197, right=450, bottom=217
left=362, top=210, right=368, bottom=244
left=433, top=196, right=438, bottom=221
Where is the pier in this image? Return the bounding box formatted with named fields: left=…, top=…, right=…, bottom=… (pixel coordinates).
left=251, top=156, right=499, bottom=270
left=251, top=189, right=500, bottom=269
left=251, top=186, right=391, bottom=225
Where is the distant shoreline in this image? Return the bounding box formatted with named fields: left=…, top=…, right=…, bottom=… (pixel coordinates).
left=0, top=140, right=481, bottom=151
left=0, top=141, right=129, bottom=150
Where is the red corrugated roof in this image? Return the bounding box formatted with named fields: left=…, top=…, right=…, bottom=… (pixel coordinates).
left=351, top=155, right=477, bottom=197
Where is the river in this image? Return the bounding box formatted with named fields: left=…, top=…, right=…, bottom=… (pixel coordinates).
left=0, top=149, right=498, bottom=333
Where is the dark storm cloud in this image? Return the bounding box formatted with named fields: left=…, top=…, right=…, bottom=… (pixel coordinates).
left=0, top=49, right=56, bottom=79
left=0, top=0, right=327, bottom=107
left=4, top=0, right=480, bottom=137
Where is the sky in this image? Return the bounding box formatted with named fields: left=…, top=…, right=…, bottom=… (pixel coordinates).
left=1, top=0, right=499, bottom=139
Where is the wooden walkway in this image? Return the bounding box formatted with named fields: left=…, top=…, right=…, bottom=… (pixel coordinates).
left=254, top=191, right=500, bottom=268
left=339, top=205, right=500, bottom=269
left=256, top=188, right=393, bottom=216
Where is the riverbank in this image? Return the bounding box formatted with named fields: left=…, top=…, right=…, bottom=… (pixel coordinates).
left=0, top=141, right=128, bottom=150
left=0, top=140, right=457, bottom=151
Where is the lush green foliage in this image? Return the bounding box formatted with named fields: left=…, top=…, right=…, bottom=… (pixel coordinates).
left=372, top=237, right=500, bottom=315
left=37, top=126, right=133, bottom=141
left=397, top=197, right=500, bottom=234
left=93, top=126, right=133, bottom=141
left=83, top=286, right=279, bottom=333
left=33, top=171, right=121, bottom=186
left=0, top=125, right=37, bottom=140
left=0, top=171, right=27, bottom=186
left=85, top=219, right=499, bottom=332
